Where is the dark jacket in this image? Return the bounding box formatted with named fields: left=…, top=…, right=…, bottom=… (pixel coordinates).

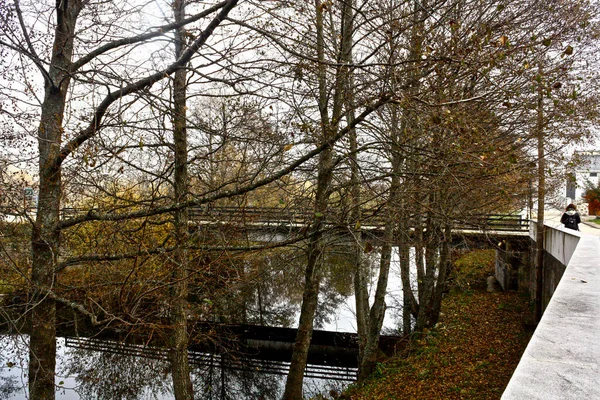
left=561, top=211, right=581, bottom=230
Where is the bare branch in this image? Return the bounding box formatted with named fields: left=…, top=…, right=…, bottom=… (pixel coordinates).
left=56, top=0, right=239, bottom=168
left=55, top=94, right=392, bottom=230
left=70, top=1, right=230, bottom=72
left=43, top=290, right=115, bottom=326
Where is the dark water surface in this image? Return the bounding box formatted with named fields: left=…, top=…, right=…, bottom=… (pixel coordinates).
left=0, top=250, right=409, bottom=399
left=0, top=334, right=351, bottom=399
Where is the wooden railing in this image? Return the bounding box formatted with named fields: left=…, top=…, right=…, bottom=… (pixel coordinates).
left=1, top=205, right=529, bottom=234
left=189, top=206, right=529, bottom=233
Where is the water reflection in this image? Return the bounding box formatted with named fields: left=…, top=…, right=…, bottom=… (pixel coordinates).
left=0, top=245, right=406, bottom=399
left=60, top=337, right=172, bottom=399
left=0, top=335, right=351, bottom=399
left=0, top=335, right=30, bottom=399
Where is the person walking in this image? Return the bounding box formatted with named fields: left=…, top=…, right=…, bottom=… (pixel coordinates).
left=561, top=204, right=581, bottom=231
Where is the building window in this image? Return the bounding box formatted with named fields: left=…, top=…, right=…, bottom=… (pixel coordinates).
left=591, top=172, right=598, bottom=177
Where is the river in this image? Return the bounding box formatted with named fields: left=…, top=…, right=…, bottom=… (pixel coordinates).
left=0, top=250, right=409, bottom=399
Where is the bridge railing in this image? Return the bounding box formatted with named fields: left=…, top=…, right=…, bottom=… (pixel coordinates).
left=189, top=206, right=314, bottom=224
left=453, top=214, right=529, bottom=232
left=189, top=207, right=528, bottom=232
left=1, top=206, right=529, bottom=233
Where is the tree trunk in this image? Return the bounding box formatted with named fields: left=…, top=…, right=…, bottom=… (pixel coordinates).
left=357, top=101, right=405, bottom=380
left=340, top=0, right=368, bottom=367
left=415, top=212, right=438, bottom=332
left=398, top=0, right=426, bottom=336
left=534, top=64, right=546, bottom=322
left=357, top=212, right=393, bottom=381
left=415, top=219, right=425, bottom=306
left=430, top=225, right=452, bottom=327
left=170, top=0, right=194, bottom=398
left=29, top=2, right=82, bottom=398
left=283, top=0, right=351, bottom=396
left=283, top=148, right=331, bottom=399
left=30, top=162, right=60, bottom=399
left=399, top=238, right=413, bottom=334
left=351, top=135, right=369, bottom=361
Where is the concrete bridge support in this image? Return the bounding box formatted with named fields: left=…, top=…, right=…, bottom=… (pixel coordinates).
left=495, top=237, right=529, bottom=292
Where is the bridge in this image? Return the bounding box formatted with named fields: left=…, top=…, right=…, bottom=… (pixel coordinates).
left=189, top=206, right=528, bottom=232
left=1, top=205, right=530, bottom=242
left=1, top=205, right=534, bottom=382
left=56, top=205, right=529, bottom=238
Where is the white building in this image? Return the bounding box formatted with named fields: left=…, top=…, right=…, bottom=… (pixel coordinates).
left=566, top=151, right=600, bottom=207
left=0, top=162, right=37, bottom=221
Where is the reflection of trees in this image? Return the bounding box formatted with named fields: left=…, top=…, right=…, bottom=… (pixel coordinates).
left=60, top=339, right=172, bottom=400
left=303, top=378, right=346, bottom=400
left=61, top=337, right=285, bottom=399
left=203, top=247, right=305, bottom=327
left=194, top=248, right=303, bottom=327
left=0, top=375, right=20, bottom=399
left=241, top=249, right=304, bottom=327
left=2, top=328, right=355, bottom=400
left=206, top=241, right=356, bottom=332
left=315, top=241, right=361, bottom=330
left=192, top=355, right=281, bottom=400
left=0, top=335, right=27, bottom=398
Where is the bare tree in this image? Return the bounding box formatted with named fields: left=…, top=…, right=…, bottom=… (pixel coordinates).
left=170, top=0, right=193, bottom=398
left=1, top=1, right=240, bottom=397
left=1, top=0, right=598, bottom=397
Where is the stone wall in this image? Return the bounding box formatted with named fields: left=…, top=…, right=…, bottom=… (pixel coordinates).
left=495, top=238, right=529, bottom=291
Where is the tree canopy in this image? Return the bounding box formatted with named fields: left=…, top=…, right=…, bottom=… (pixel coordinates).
left=0, top=0, right=599, bottom=398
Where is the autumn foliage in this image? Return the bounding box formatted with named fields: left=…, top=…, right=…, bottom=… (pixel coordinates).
left=584, top=186, right=600, bottom=216
left=345, top=250, right=534, bottom=400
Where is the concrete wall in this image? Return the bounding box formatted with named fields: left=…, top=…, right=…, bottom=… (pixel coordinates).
left=538, top=223, right=581, bottom=267
left=540, top=249, right=567, bottom=309
left=526, top=223, right=581, bottom=310
left=502, top=227, right=600, bottom=400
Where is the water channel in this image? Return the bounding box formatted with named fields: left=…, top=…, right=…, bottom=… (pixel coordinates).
left=0, top=250, right=408, bottom=399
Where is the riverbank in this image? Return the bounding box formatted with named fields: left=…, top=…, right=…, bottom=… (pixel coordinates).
left=343, top=251, right=534, bottom=400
